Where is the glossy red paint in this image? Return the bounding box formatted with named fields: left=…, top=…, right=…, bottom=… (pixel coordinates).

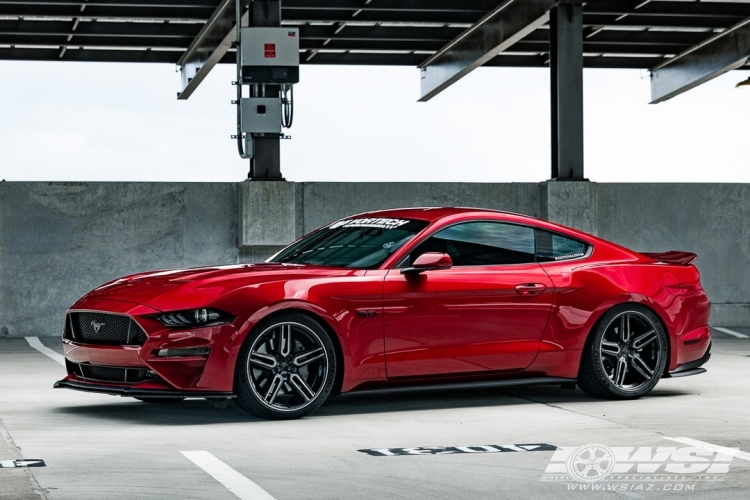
left=56, top=207, right=711, bottom=398
left=382, top=263, right=553, bottom=378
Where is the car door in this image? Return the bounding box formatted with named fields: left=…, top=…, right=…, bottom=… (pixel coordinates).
left=383, top=221, right=554, bottom=378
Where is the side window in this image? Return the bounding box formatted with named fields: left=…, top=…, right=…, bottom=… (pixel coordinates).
left=409, top=222, right=535, bottom=266
left=535, top=229, right=589, bottom=262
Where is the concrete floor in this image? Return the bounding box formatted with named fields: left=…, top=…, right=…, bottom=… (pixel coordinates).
left=1, top=328, right=749, bottom=500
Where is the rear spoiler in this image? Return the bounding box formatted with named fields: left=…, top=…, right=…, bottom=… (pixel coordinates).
left=640, top=251, right=697, bottom=266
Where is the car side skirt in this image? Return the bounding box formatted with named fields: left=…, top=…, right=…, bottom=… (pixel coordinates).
left=339, top=376, right=577, bottom=398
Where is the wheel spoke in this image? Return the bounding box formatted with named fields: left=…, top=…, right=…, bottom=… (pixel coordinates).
left=601, top=342, right=620, bottom=357
left=289, top=373, right=315, bottom=401
left=620, top=314, right=631, bottom=343
left=293, top=347, right=324, bottom=366
left=279, top=324, right=292, bottom=357
left=613, top=357, right=628, bottom=386
left=264, top=374, right=284, bottom=404
left=632, top=330, right=657, bottom=350
left=631, top=354, right=655, bottom=380
left=249, top=352, right=277, bottom=369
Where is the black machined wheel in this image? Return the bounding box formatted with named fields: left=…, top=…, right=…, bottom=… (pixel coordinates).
left=235, top=312, right=336, bottom=420
left=579, top=305, right=668, bottom=400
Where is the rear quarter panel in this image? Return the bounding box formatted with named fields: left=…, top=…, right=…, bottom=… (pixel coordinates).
left=535, top=260, right=710, bottom=376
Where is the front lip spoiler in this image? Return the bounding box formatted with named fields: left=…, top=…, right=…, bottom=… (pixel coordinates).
left=54, top=379, right=235, bottom=399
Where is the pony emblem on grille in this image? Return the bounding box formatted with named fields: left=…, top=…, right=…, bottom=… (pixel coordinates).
left=90, top=320, right=106, bottom=333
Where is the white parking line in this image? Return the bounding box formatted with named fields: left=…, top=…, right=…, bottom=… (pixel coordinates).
left=181, top=451, right=277, bottom=500
left=665, top=437, right=750, bottom=462
left=713, top=327, right=749, bottom=339
left=25, top=337, right=65, bottom=367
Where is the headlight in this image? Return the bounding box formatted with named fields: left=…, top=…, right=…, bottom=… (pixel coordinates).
left=154, top=308, right=234, bottom=328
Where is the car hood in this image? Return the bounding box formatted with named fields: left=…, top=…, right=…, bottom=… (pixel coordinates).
left=74, top=263, right=361, bottom=311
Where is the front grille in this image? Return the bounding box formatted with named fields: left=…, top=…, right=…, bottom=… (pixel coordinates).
left=68, top=312, right=147, bottom=345
left=69, top=361, right=161, bottom=384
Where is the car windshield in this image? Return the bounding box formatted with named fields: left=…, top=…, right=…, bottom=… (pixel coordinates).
left=268, top=218, right=429, bottom=269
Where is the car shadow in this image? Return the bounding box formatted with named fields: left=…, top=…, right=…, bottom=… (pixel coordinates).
left=51, top=385, right=694, bottom=424
left=52, top=399, right=265, bottom=425
left=318, top=385, right=693, bottom=417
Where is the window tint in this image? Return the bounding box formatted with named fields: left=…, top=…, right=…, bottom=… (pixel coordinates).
left=535, top=229, right=589, bottom=262
left=269, top=218, right=428, bottom=269
left=408, top=222, right=535, bottom=266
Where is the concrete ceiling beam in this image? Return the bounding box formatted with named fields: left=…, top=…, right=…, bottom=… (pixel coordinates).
left=417, top=0, right=555, bottom=102
left=650, top=18, right=750, bottom=104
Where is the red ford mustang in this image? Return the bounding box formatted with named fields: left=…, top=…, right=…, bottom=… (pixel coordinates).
left=55, top=208, right=711, bottom=419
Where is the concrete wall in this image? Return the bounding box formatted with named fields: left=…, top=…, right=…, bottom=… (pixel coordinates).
left=594, top=183, right=750, bottom=327
left=1, top=181, right=747, bottom=336
left=0, top=182, right=239, bottom=337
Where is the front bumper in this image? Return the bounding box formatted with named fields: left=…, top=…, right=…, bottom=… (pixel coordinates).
left=61, top=299, right=240, bottom=393
left=53, top=377, right=234, bottom=399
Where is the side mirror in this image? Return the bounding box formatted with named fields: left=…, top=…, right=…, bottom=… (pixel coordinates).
left=401, top=252, right=453, bottom=275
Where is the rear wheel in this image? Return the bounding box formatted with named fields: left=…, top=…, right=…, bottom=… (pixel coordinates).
left=578, top=305, right=668, bottom=400
left=234, top=312, right=336, bottom=420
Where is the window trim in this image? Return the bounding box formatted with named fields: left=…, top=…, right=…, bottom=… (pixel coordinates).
left=534, top=227, right=593, bottom=263
left=393, top=219, right=593, bottom=269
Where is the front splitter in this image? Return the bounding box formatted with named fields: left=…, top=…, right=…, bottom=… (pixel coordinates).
left=54, top=379, right=235, bottom=399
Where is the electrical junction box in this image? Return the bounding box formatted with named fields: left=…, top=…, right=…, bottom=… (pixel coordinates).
left=241, top=97, right=282, bottom=134
left=241, top=27, right=299, bottom=84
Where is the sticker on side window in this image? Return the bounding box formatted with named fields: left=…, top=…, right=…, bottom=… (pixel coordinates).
left=329, top=218, right=410, bottom=230
left=554, top=252, right=585, bottom=261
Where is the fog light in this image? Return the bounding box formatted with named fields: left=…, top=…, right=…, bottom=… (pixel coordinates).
left=156, top=347, right=211, bottom=357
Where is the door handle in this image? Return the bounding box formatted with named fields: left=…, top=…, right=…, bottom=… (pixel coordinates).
left=515, top=283, right=547, bottom=295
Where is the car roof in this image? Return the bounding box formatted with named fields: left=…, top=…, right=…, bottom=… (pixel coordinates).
left=351, top=207, right=644, bottom=267
left=352, top=207, right=631, bottom=251
left=352, top=207, right=529, bottom=223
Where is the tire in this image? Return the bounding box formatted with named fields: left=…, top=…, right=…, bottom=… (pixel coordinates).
left=134, top=397, right=185, bottom=404
left=234, top=312, right=337, bottom=420
left=578, top=304, right=668, bottom=400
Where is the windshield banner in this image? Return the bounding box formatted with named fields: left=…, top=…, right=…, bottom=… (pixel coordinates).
left=329, top=218, right=410, bottom=230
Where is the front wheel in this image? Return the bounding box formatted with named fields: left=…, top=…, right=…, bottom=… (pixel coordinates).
left=578, top=305, right=668, bottom=400
left=234, top=312, right=337, bottom=420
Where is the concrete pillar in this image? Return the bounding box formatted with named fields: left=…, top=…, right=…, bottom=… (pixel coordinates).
left=550, top=3, right=584, bottom=180
left=239, top=181, right=299, bottom=260
left=541, top=181, right=598, bottom=236
left=248, top=0, right=283, bottom=180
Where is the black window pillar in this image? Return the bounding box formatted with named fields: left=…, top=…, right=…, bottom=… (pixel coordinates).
left=550, top=3, right=584, bottom=180
left=248, top=0, right=283, bottom=180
